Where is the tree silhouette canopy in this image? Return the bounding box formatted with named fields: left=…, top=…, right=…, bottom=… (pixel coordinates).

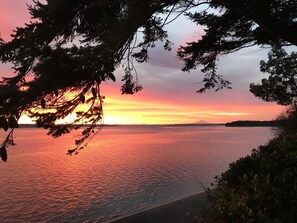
left=250, top=46, right=297, bottom=105
left=0, top=0, right=296, bottom=160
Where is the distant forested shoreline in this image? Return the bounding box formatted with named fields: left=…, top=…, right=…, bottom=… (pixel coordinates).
left=225, top=120, right=281, bottom=127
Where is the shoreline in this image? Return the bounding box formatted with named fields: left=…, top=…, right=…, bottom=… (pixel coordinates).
left=111, top=191, right=209, bottom=223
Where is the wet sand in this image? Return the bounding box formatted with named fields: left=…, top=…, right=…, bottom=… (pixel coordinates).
left=111, top=192, right=209, bottom=223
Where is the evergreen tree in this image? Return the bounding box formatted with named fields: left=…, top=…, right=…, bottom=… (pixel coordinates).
left=250, top=46, right=297, bottom=105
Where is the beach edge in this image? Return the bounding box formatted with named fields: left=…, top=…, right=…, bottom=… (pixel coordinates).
left=111, top=191, right=209, bottom=223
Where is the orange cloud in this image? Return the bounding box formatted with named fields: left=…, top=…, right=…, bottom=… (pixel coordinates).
left=98, top=83, right=283, bottom=124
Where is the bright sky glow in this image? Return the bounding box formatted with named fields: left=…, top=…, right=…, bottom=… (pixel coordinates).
left=0, top=0, right=285, bottom=124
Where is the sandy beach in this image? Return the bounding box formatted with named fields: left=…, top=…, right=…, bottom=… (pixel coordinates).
left=111, top=192, right=209, bottom=223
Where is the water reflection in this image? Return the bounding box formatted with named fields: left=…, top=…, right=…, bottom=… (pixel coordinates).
left=0, top=125, right=273, bottom=222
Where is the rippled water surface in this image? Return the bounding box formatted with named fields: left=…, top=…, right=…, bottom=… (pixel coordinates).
left=0, top=125, right=274, bottom=222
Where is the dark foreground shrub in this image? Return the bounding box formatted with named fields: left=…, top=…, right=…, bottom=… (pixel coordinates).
left=199, top=133, right=297, bottom=223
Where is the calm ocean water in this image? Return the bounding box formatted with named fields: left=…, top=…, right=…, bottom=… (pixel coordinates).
left=0, top=125, right=274, bottom=222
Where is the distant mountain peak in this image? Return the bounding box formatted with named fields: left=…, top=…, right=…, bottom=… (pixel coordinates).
left=196, top=120, right=208, bottom=124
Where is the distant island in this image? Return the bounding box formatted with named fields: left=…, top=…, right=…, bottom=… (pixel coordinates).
left=225, top=120, right=281, bottom=127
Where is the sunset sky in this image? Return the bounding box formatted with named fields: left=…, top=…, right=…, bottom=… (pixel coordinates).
left=0, top=0, right=285, bottom=124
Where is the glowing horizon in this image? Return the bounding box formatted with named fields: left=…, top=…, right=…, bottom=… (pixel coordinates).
left=17, top=84, right=284, bottom=125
